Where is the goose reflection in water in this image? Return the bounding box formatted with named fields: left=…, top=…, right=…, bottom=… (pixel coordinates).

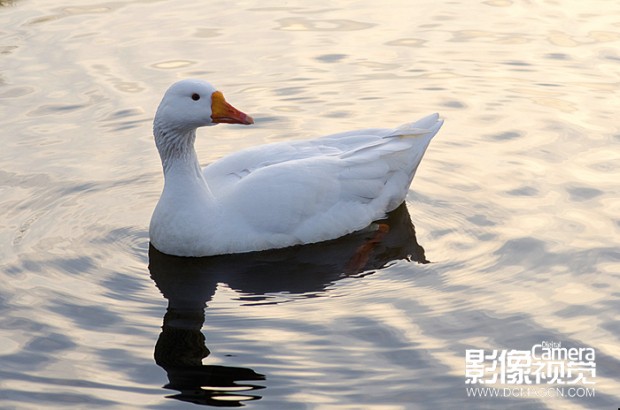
left=149, top=203, right=427, bottom=406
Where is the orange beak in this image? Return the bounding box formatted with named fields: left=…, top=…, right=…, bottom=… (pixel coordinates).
left=210, top=91, right=254, bottom=125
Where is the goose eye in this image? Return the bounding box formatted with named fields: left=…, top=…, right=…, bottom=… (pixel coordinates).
left=191, top=93, right=200, bottom=101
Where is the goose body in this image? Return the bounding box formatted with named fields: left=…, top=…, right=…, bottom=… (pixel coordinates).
left=149, top=79, right=443, bottom=257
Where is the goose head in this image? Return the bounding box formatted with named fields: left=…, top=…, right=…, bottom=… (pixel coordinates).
left=153, top=79, right=253, bottom=164
left=154, top=79, right=254, bottom=132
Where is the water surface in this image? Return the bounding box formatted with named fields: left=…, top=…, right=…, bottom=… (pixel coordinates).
left=1, top=0, right=619, bottom=409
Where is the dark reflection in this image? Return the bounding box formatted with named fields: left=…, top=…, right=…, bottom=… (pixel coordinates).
left=149, top=203, right=427, bottom=406
left=153, top=306, right=265, bottom=406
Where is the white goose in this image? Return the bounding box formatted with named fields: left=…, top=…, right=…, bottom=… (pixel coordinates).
left=150, top=79, right=443, bottom=257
